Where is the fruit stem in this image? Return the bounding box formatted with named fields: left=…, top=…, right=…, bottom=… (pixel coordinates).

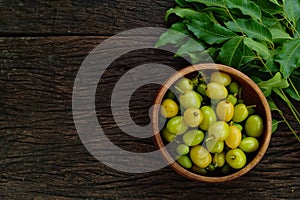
left=174, top=86, right=185, bottom=94
left=238, top=86, right=243, bottom=99
left=230, top=155, right=236, bottom=160
left=205, top=135, right=215, bottom=143
left=246, top=105, right=257, bottom=109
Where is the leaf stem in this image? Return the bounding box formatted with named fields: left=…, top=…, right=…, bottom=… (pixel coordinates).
left=224, top=7, right=246, bottom=37
left=273, top=88, right=300, bottom=123
left=271, top=98, right=300, bottom=143
left=281, top=14, right=300, bottom=37
left=287, top=77, right=300, bottom=100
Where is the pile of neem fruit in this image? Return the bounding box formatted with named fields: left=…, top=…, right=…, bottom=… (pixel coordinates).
left=159, top=70, right=264, bottom=176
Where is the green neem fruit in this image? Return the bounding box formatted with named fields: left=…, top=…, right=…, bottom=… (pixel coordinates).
left=232, top=103, right=249, bottom=123
left=225, top=125, right=242, bottom=149
left=199, top=106, right=217, bottom=131
left=213, top=152, right=226, bottom=167
left=192, top=165, right=207, bottom=175
left=160, top=99, right=179, bottom=118
left=175, top=77, right=193, bottom=92
left=228, top=81, right=240, bottom=95
left=176, top=143, right=190, bottom=155
left=226, top=149, right=247, bottom=169
left=206, top=163, right=216, bottom=171
left=207, top=121, right=230, bottom=141
left=206, top=140, right=224, bottom=153
left=165, top=90, right=176, bottom=100
left=245, top=115, right=264, bottom=137
left=190, top=146, right=212, bottom=169
left=206, top=82, right=228, bottom=100
left=166, top=116, right=188, bottom=135
left=197, top=83, right=207, bottom=96
left=239, top=137, right=259, bottom=153
left=179, top=90, right=201, bottom=109
left=161, top=128, right=176, bottom=143
left=226, top=94, right=237, bottom=105
left=183, top=129, right=205, bottom=146
left=216, top=100, right=234, bottom=122
left=183, top=107, right=204, bottom=127
left=220, top=163, right=231, bottom=175
left=176, top=155, right=192, bottom=169
left=210, top=71, right=232, bottom=86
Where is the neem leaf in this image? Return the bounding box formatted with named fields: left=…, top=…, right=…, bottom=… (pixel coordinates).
left=155, top=23, right=188, bottom=48
left=255, top=0, right=283, bottom=15
left=269, top=0, right=282, bottom=6
left=275, top=38, right=300, bottom=78
left=217, top=36, right=244, bottom=68
left=272, top=119, right=280, bottom=133
left=261, top=11, right=282, bottom=27
left=268, top=100, right=280, bottom=112
left=165, top=6, right=212, bottom=22
left=283, top=0, right=300, bottom=26
left=226, top=0, right=262, bottom=21
left=285, top=72, right=300, bottom=101
left=203, top=7, right=231, bottom=22
left=185, top=0, right=226, bottom=7
left=175, top=38, right=206, bottom=57
left=186, top=20, right=237, bottom=45
left=296, top=19, right=300, bottom=38
left=270, top=27, right=292, bottom=43
left=175, top=0, right=191, bottom=7
left=244, top=37, right=272, bottom=60
left=225, top=19, right=273, bottom=44
left=241, top=45, right=256, bottom=66
left=257, top=72, right=289, bottom=97
left=260, top=57, right=280, bottom=73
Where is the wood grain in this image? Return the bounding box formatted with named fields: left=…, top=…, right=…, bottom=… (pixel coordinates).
left=0, top=0, right=174, bottom=36
left=0, top=36, right=300, bottom=199
left=1, top=0, right=300, bottom=199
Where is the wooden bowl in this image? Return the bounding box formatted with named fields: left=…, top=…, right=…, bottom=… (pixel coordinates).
left=152, top=63, right=272, bottom=182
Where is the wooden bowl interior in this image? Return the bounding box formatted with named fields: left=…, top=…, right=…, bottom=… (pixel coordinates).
left=152, top=64, right=272, bottom=182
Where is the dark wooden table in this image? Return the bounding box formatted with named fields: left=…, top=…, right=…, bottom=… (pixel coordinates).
left=1, top=1, right=300, bottom=199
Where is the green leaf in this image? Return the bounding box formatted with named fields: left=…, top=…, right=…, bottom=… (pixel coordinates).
left=244, top=37, right=272, bottom=60
left=260, top=57, right=280, bottom=73
left=175, top=38, right=206, bottom=57
left=155, top=23, right=188, bottom=48
left=275, top=38, right=300, bottom=78
left=203, top=7, right=231, bottom=22
left=261, top=11, right=282, bottom=27
left=283, top=0, right=300, bottom=26
left=285, top=87, right=300, bottom=101
left=186, top=20, right=237, bottom=45
left=175, top=0, right=190, bottom=7
left=268, top=100, right=280, bottom=112
left=257, top=72, right=289, bottom=97
left=294, top=19, right=300, bottom=38
left=217, top=36, right=244, bottom=68
left=270, top=27, right=292, bottom=43
left=165, top=6, right=212, bottom=22
left=225, top=19, right=273, bottom=44
left=185, top=0, right=226, bottom=7
left=270, top=0, right=282, bottom=6
left=241, top=45, right=256, bottom=65
left=255, top=0, right=283, bottom=15
left=285, top=72, right=300, bottom=101
left=272, top=119, right=280, bottom=133
left=226, top=0, right=262, bottom=21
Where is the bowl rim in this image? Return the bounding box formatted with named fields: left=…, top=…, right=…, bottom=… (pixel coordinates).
left=152, top=63, right=272, bottom=182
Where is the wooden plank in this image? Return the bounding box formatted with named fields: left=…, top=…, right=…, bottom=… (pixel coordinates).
left=0, top=36, right=300, bottom=199
left=0, top=0, right=174, bottom=36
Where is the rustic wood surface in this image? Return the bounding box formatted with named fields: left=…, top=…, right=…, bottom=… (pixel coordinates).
left=0, top=1, right=300, bottom=199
